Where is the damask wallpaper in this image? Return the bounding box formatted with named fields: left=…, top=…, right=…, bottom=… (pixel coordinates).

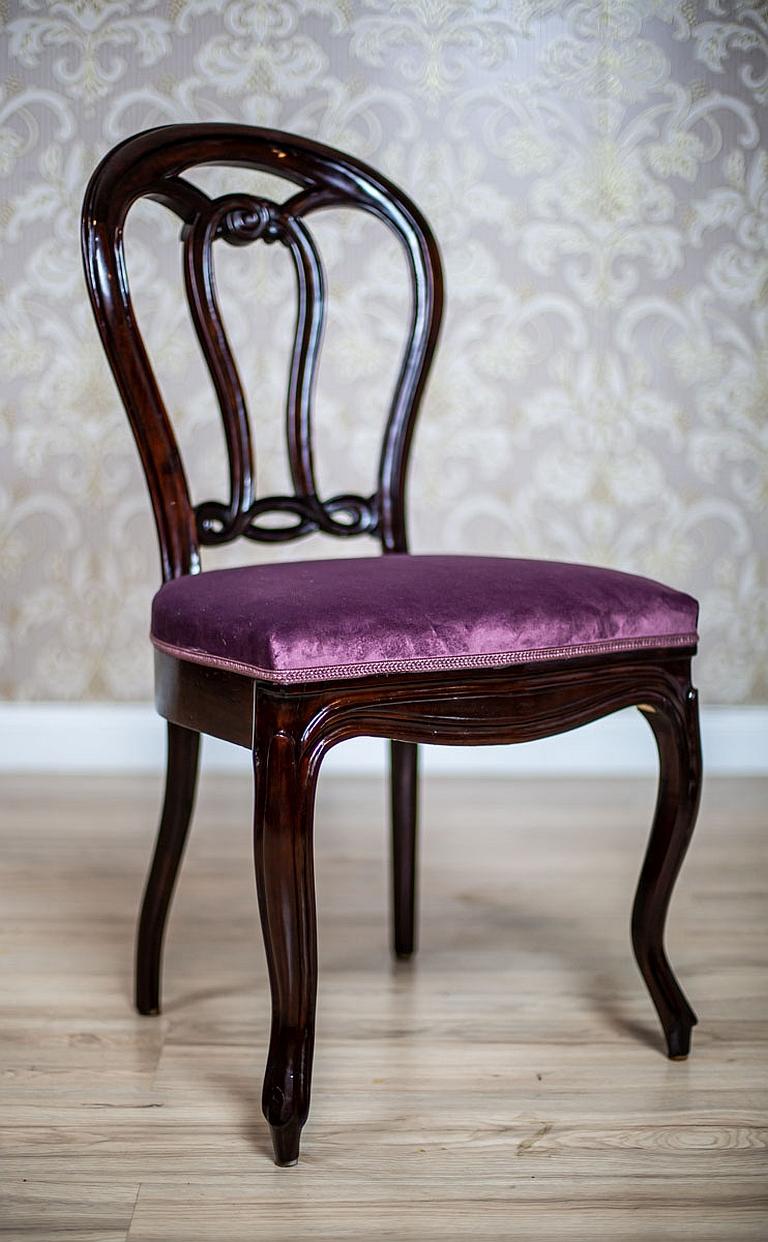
left=0, top=0, right=766, bottom=703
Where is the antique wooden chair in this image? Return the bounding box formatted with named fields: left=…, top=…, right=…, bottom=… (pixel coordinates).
left=81, top=124, right=702, bottom=1166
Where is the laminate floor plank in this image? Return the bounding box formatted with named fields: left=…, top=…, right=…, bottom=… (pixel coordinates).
left=1, top=773, right=765, bottom=1240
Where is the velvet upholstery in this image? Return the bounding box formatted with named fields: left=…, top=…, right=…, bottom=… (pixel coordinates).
left=150, top=555, right=698, bottom=685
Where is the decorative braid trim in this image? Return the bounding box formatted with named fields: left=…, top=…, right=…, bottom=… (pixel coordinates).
left=151, top=630, right=699, bottom=685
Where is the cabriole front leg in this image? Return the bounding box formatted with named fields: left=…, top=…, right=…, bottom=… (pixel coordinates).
left=253, top=709, right=318, bottom=1166
left=634, top=680, right=702, bottom=1059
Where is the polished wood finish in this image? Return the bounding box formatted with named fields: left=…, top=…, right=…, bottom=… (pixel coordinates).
left=253, top=695, right=319, bottom=1166
left=2, top=774, right=764, bottom=1238
left=390, top=740, right=419, bottom=959
left=634, top=690, right=703, bottom=1059
left=135, top=722, right=200, bottom=1017
left=81, top=124, right=703, bottom=1164
left=151, top=644, right=702, bottom=1162
left=81, top=124, right=442, bottom=574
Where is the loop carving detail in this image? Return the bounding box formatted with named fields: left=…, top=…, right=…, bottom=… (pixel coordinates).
left=179, top=188, right=378, bottom=544
left=81, top=125, right=443, bottom=575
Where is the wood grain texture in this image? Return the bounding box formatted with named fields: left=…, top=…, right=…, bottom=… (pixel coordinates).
left=0, top=774, right=766, bottom=1237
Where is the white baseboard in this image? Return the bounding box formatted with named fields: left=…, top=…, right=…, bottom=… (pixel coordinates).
left=0, top=702, right=765, bottom=775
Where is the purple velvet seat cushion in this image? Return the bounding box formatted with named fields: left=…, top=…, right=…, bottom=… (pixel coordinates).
left=150, top=555, right=698, bottom=684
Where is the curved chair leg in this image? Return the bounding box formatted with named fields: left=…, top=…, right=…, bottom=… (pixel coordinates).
left=136, top=721, right=200, bottom=1015
left=390, top=740, right=419, bottom=959
left=253, top=715, right=318, bottom=1166
left=634, top=683, right=702, bottom=1059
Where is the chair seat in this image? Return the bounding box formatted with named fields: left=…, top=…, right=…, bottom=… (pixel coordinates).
left=150, top=555, right=698, bottom=685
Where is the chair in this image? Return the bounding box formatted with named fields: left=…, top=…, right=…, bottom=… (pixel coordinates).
left=81, top=124, right=702, bottom=1166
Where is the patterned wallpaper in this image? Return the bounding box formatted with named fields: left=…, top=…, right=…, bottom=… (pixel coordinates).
left=1, top=0, right=766, bottom=703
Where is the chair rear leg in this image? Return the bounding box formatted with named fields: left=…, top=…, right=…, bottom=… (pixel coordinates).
left=634, top=683, right=702, bottom=1058
left=390, top=740, right=419, bottom=959
left=136, top=721, right=200, bottom=1015
left=253, top=719, right=318, bottom=1166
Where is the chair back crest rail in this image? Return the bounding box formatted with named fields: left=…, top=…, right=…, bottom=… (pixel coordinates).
left=81, top=124, right=443, bottom=580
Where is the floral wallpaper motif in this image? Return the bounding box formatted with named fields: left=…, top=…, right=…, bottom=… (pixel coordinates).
left=0, top=0, right=766, bottom=702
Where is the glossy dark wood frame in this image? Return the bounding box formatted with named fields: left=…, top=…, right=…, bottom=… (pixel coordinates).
left=82, top=124, right=702, bottom=1167
left=149, top=644, right=702, bottom=1163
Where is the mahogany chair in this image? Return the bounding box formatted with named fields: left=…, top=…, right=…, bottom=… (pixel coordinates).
left=81, top=124, right=702, bottom=1166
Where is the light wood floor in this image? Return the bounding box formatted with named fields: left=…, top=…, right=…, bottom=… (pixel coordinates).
left=1, top=771, right=766, bottom=1240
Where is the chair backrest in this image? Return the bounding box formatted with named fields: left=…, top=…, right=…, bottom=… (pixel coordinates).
left=81, top=124, right=443, bottom=581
